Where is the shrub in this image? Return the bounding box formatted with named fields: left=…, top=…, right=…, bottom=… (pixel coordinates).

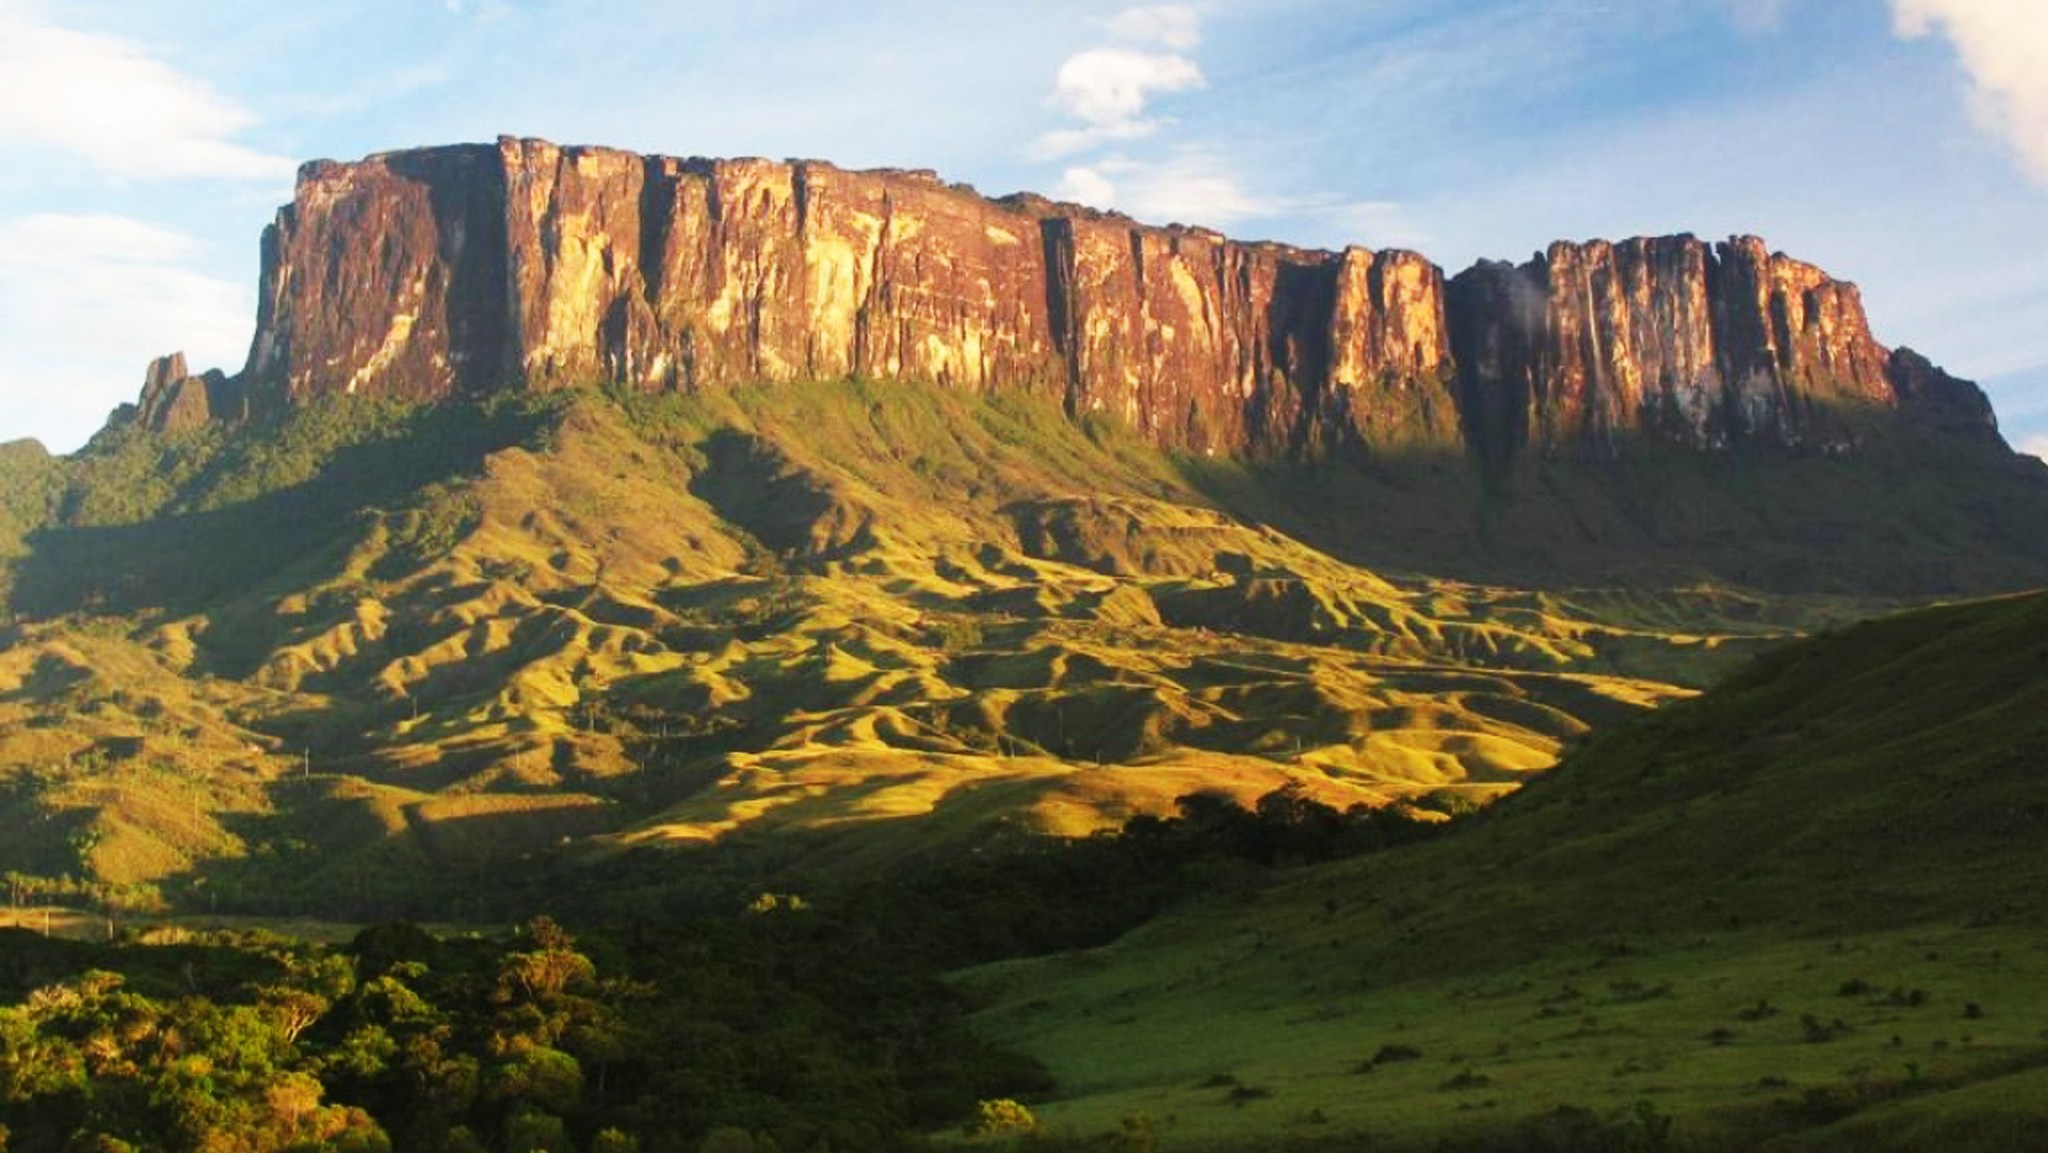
left=1370, top=1043, right=1424, bottom=1065
left=972, top=1098, right=1038, bottom=1140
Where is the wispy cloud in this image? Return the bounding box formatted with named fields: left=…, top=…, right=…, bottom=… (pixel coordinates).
left=1033, top=5, right=1421, bottom=248
left=0, top=7, right=295, bottom=182
left=2020, top=432, right=2048, bottom=462
left=1032, top=48, right=1205, bottom=159
left=1106, top=5, right=1203, bottom=51
left=1893, top=0, right=2048, bottom=187
left=0, top=214, right=250, bottom=450
left=1059, top=151, right=1284, bottom=226
left=1030, top=5, right=1206, bottom=160
left=1055, top=165, right=1121, bottom=208
left=1054, top=149, right=1428, bottom=248
left=1724, top=0, right=1794, bottom=32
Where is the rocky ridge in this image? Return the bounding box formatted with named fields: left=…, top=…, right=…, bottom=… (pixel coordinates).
left=134, top=137, right=2000, bottom=461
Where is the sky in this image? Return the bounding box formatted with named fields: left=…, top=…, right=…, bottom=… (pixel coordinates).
left=1, top=0, right=2044, bottom=458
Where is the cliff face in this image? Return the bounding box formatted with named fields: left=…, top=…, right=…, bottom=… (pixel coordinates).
left=230, top=137, right=1999, bottom=461
left=1446, top=235, right=1914, bottom=454
left=241, top=139, right=1454, bottom=458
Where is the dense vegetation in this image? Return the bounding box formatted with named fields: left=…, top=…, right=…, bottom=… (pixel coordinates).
left=0, top=914, right=1028, bottom=1153
left=1, top=380, right=1802, bottom=921
left=0, top=790, right=1447, bottom=1153
left=3, top=378, right=2045, bottom=1152
left=969, top=591, right=2048, bottom=1152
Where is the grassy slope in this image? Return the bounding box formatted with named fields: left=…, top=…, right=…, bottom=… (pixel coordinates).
left=0, top=382, right=1813, bottom=908
left=967, top=591, right=2048, bottom=1150
left=1188, top=428, right=2048, bottom=597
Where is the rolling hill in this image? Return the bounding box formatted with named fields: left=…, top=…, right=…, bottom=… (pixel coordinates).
left=2, top=138, right=2045, bottom=927
left=968, top=590, right=2048, bottom=1151
left=2, top=379, right=1839, bottom=915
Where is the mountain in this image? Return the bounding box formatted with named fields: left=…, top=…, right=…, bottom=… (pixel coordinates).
left=139, top=137, right=2003, bottom=464
left=970, top=590, right=2048, bottom=1150
left=2, top=381, right=1782, bottom=913
left=4, top=140, right=2047, bottom=1151
left=104, top=137, right=2048, bottom=596
left=3, top=138, right=2045, bottom=913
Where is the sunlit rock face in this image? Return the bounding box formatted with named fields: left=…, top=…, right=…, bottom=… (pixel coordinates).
left=1445, top=235, right=1941, bottom=455
left=239, top=138, right=1455, bottom=458
left=235, top=137, right=1998, bottom=460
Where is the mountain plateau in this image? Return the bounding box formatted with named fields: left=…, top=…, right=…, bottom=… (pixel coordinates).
left=128, top=137, right=2005, bottom=466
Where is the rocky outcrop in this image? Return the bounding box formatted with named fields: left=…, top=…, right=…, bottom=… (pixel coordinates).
left=213, top=138, right=2001, bottom=461
left=131, top=353, right=243, bottom=434
left=1884, top=347, right=2003, bottom=445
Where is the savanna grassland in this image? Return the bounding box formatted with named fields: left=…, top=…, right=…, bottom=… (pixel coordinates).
left=2, top=378, right=2045, bottom=1152
left=0, top=380, right=1831, bottom=916
left=966, top=591, right=2048, bottom=1152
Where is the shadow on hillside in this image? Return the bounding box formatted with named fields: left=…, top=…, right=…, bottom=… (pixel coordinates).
left=1181, top=432, right=2048, bottom=596
left=152, top=761, right=1089, bottom=925
left=8, top=401, right=557, bottom=628
left=686, top=428, right=880, bottom=562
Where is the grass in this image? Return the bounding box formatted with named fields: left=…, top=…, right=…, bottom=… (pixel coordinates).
left=966, top=924, right=2048, bottom=1151
left=961, top=591, right=2048, bottom=1150
left=0, top=378, right=1988, bottom=914
left=1, top=376, right=2044, bottom=1146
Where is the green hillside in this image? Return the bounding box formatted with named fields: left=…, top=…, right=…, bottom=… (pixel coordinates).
left=969, top=591, right=2048, bottom=1151
left=2, top=379, right=2046, bottom=1151
left=1, top=380, right=1824, bottom=915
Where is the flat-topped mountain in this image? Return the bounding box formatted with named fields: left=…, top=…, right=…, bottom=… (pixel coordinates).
left=136, top=137, right=2001, bottom=463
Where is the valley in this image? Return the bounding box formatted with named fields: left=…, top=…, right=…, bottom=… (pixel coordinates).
left=1, top=132, right=2045, bottom=1152
left=0, top=379, right=1840, bottom=916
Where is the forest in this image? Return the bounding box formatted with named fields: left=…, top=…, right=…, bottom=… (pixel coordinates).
left=0, top=789, right=1448, bottom=1153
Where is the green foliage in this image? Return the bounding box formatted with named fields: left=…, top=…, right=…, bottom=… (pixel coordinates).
left=970, top=1098, right=1037, bottom=1140
left=5, top=377, right=2047, bottom=1153
left=9, top=393, right=560, bottom=616
left=0, top=908, right=1053, bottom=1153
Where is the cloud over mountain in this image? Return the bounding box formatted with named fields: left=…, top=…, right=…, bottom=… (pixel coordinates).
left=0, top=7, right=294, bottom=182
left=1894, top=0, right=2048, bottom=187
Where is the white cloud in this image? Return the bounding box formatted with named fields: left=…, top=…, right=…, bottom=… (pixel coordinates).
left=1050, top=153, right=1270, bottom=223
left=0, top=215, right=251, bottom=451
left=2021, top=432, right=2048, bottom=462
left=1056, top=165, right=1120, bottom=208
left=1052, top=151, right=1425, bottom=248
left=1108, top=5, right=1203, bottom=51
left=0, top=7, right=294, bottom=182
left=1893, top=0, right=2048, bottom=187
left=1032, top=118, right=1160, bottom=160
left=1030, top=42, right=1205, bottom=159
left=1102, top=151, right=1287, bottom=226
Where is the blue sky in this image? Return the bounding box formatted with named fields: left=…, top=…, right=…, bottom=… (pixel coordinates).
left=1, top=0, right=2044, bottom=458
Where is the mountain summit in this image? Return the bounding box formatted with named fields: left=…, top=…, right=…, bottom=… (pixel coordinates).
left=133, top=137, right=2001, bottom=464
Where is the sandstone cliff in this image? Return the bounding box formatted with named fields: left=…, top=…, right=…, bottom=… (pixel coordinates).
left=124, top=352, right=244, bottom=434
left=1445, top=235, right=1971, bottom=454
left=219, top=137, right=1999, bottom=461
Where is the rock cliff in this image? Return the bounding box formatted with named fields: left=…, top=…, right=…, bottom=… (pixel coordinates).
left=1446, top=235, right=1948, bottom=454
left=125, top=352, right=244, bottom=434
left=217, top=137, right=2000, bottom=461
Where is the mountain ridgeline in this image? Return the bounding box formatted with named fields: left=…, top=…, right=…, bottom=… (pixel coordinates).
left=132, top=137, right=2002, bottom=464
